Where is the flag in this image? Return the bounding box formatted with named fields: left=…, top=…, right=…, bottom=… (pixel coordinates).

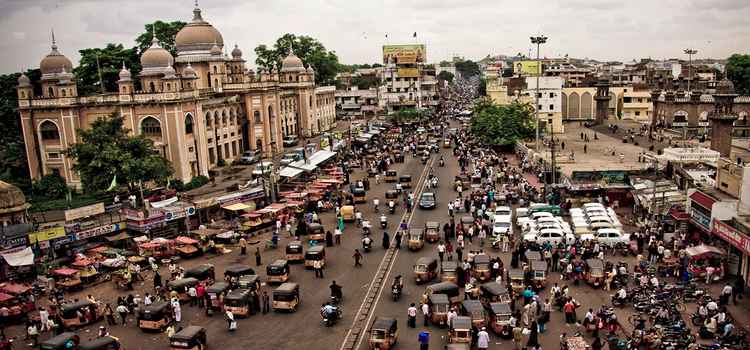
left=106, top=174, right=117, bottom=192
left=413, top=32, right=417, bottom=38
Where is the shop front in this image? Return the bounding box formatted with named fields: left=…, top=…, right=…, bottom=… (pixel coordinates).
left=689, top=191, right=715, bottom=236
left=712, top=219, right=750, bottom=287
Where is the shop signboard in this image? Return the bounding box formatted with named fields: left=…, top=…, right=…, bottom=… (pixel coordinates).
left=216, top=187, right=265, bottom=206
left=397, top=68, right=420, bottom=78
left=690, top=207, right=711, bottom=230
left=64, top=202, right=105, bottom=222
left=51, top=235, right=76, bottom=249
left=0, top=224, right=32, bottom=250
left=75, top=223, right=125, bottom=241
left=28, top=226, right=66, bottom=244
left=712, top=220, right=750, bottom=255
left=382, top=44, right=426, bottom=64
left=514, top=60, right=542, bottom=76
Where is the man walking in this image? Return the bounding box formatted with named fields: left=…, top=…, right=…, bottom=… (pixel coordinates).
left=407, top=303, right=418, bottom=328
left=421, top=302, right=430, bottom=326
left=477, top=327, right=490, bottom=350
left=418, top=331, right=430, bottom=350
left=353, top=249, right=363, bottom=267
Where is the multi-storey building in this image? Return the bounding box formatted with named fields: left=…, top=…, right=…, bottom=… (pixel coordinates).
left=379, top=44, right=439, bottom=113
left=16, top=3, right=336, bottom=188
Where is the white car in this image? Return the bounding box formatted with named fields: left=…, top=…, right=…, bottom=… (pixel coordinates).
left=526, top=220, right=573, bottom=236
left=252, top=161, right=273, bottom=176
left=515, top=208, right=530, bottom=226
left=492, top=220, right=512, bottom=236
left=524, top=228, right=575, bottom=246
left=580, top=228, right=630, bottom=247
left=493, top=206, right=512, bottom=223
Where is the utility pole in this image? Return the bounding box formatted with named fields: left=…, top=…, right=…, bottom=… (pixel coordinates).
left=530, top=35, right=548, bottom=153
left=96, top=53, right=105, bottom=94
left=684, top=49, right=697, bottom=92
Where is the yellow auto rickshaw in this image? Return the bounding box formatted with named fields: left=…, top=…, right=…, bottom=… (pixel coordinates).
left=307, top=223, right=325, bottom=241
left=167, top=278, right=199, bottom=302
left=508, top=269, right=525, bottom=296
left=407, top=229, right=425, bottom=251
left=341, top=205, right=355, bottom=222
left=531, top=260, right=548, bottom=289
left=414, top=257, right=438, bottom=284
left=169, top=325, right=206, bottom=350
left=449, top=316, right=472, bottom=344
left=59, top=300, right=103, bottom=329
left=461, top=299, right=486, bottom=329
left=272, top=283, right=300, bottom=312
left=136, top=301, right=172, bottom=332
left=266, top=259, right=290, bottom=283
left=285, top=241, right=305, bottom=262
left=385, top=170, right=398, bottom=182
left=585, top=259, right=605, bottom=288
left=399, top=175, right=412, bottom=189
left=304, top=245, right=326, bottom=269
left=472, top=254, right=491, bottom=282
left=368, top=317, right=398, bottom=349
left=223, top=289, right=253, bottom=317
left=352, top=187, right=367, bottom=204
left=425, top=221, right=441, bottom=243
left=429, top=293, right=450, bottom=327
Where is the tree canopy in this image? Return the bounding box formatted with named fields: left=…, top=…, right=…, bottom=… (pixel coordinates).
left=135, top=21, right=187, bottom=57
left=74, top=44, right=140, bottom=95
left=726, top=54, right=750, bottom=95
left=254, top=33, right=341, bottom=86
left=0, top=69, right=39, bottom=189
left=388, top=108, right=425, bottom=125
left=437, top=71, right=454, bottom=83
left=469, top=99, right=536, bottom=146
left=455, top=60, right=480, bottom=78
left=66, top=113, right=172, bottom=193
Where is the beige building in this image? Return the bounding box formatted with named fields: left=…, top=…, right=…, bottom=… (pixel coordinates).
left=16, top=4, right=336, bottom=188
left=621, top=90, right=652, bottom=123
left=561, top=86, right=633, bottom=121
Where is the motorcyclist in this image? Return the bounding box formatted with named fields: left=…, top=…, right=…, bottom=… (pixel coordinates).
left=615, top=287, right=627, bottom=304
left=388, top=200, right=395, bottom=213
left=330, top=281, right=343, bottom=301
left=392, top=275, right=404, bottom=292
left=362, top=236, right=373, bottom=250
left=321, top=303, right=337, bottom=324
left=362, top=220, right=372, bottom=235
left=380, top=214, right=388, bottom=228
left=373, top=198, right=379, bottom=212
left=439, top=156, right=445, bottom=166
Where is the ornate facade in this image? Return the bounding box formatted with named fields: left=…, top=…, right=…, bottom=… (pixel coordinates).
left=16, top=4, right=336, bottom=188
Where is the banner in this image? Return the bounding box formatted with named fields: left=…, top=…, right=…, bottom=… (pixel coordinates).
left=383, top=44, right=426, bottom=64
left=28, top=226, right=66, bottom=244
left=398, top=68, right=420, bottom=78
left=713, top=220, right=750, bottom=255
left=75, top=223, right=125, bottom=241
left=0, top=247, right=34, bottom=266
left=513, top=60, right=542, bottom=76
left=64, top=202, right=105, bottom=221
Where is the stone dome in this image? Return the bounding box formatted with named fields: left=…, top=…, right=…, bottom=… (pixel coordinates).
left=118, top=64, right=132, bottom=81
left=183, top=63, right=197, bottom=78
left=163, top=65, right=177, bottom=79
left=141, top=38, right=174, bottom=69
left=281, top=49, right=305, bottom=73
left=231, top=44, right=242, bottom=58
left=175, top=5, right=224, bottom=54
left=716, top=79, right=736, bottom=95
left=40, top=42, right=73, bottom=75
left=210, top=42, right=222, bottom=56
left=306, top=66, right=315, bottom=74
left=17, top=73, right=31, bottom=86
left=0, top=181, right=29, bottom=215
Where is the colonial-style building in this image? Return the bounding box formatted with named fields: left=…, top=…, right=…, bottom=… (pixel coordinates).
left=16, top=4, right=336, bottom=188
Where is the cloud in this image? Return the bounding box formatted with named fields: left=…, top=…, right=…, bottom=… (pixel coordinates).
left=0, top=0, right=748, bottom=74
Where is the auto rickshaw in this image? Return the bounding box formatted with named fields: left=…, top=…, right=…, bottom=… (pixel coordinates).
left=479, top=282, right=512, bottom=307
left=59, top=300, right=103, bottom=329
left=224, top=264, right=255, bottom=286
left=443, top=139, right=451, bottom=148
left=367, top=317, right=398, bottom=349
left=136, top=301, right=172, bottom=331
left=524, top=250, right=541, bottom=263
left=40, top=332, right=79, bottom=350
left=414, top=257, right=438, bottom=283
left=425, top=221, right=440, bottom=243
left=473, top=254, right=491, bottom=282
left=385, top=190, right=399, bottom=205
left=449, top=316, right=472, bottom=344
left=407, top=229, right=425, bottom=251
left=531, top=260, right=548, bottom=289
left=445, top=344, right=470, bottom=350
left=426, top=282, right=461, bottom=304
left=399, top=175, right=412, bottom=189
left=352, top=187, right=367, bottom=204
left=169, top=325, right=207, bottom=350
left=460, top=216, right=474, bottom=227
left=488, top=302, right=513, bottom=338
left=460, top=299, right=486, bottom=328
left=285, top=241, right=305, bottom=262
left=167, top=278, right=199, bottom=302
left=441, top=261, right=459, bottom=283
left=183, top=264, right=215, bottom=284
left=266, top=259, right=290, bottom=283
left=205, top=281, right=230, bottom=314
left=175, top=236, right=201, bottom=259
left=224, top=288, right=253, bottom=317
left=341, top=205, right=355, bottom=222
left=238, top=275, right=261, bottom=291
left=585, top=259, right=605, bottom=288
left=78, top=336, right=122, bottom=350
left=385, top=170, right=398, bottom=182
left=304, top=245, right=326, bottom=269
left=272, top=282, right=300, bottom=312
left=307, top=223, right=325, bottom=241
left=429, top=293, right=451, bottom=327
left=52, top=268, right=82, bottom=291
left=509, top=269, right=525, bottom=296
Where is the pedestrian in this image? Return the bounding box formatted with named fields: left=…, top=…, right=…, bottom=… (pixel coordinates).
left=382, top=231, right=390, bottom=249
left=421, top=302, right=430, bottom=326
left=334, top=227, right=342, bottom=245
left=239, top=236, right=247, bottom=255
left=153, top=271, right=162, bottom=292
left=38, top=307, right=49, bottom=331
left=314, top=259, right=324, bottom=278
left=734, top=276, right=745, bottom=304
left=512, top=325, right=524, bottom=350
left=527, top=320, right=539, bottom=347
left=720, top=283, right=733, bottom=306
left=262, top=290, right=270, bottom=314
left=394, top=231, right=402, bottom=249
left=583, top=144, right=587, bottom=154
left=26, top=322, right=38, bottom=347
left=196, top=283, right=206, bottom=307
left=255, top=247, right=262, bottom=266
left=116, top=304, right=129, bottom=325
left=188, top=285, right=197, bottom=306
left=407, top=303, right=418, bottom=328
left=477, top=327, right=490, bottom=350
left=226, top=310, right=236, bottom=331
left=104, top=304, right=116, bottom=326
left=171, top=298, right=182, bottom=323
left=437, top=241, right=446, bottom=262
left=456, top=245, right=463, bottom=262
left=353, top=249, right=363, bottom=267
left=418, top=330, right=430, bottom=350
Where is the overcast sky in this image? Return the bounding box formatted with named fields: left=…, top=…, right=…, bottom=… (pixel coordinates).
left=1, top=0, right=749, bottom=74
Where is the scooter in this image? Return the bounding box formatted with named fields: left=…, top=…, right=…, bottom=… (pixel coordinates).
left=439, top=158, right=445, bottom=167
left=362, top=238, right=372, bottom=252
left=391, top=285, right=402, bottom=301
left=321, top=305, right=342, bottom=327
left=388, top=203, right=396, bottom=214
left=380, top=215, right=388, bottom=229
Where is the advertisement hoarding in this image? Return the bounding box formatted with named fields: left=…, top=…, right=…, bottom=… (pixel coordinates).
left=64, top=202, right=105, bottom=222
left=397, top=68, right=420, bottom=78
left=513, top=60, right=542, bottom=76
left=383, top=44, right=426, bottom=64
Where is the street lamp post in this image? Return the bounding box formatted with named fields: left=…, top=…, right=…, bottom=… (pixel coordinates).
left=683, top=49, right=697, bottom=92
left=531, top=35, right=548, bottom=153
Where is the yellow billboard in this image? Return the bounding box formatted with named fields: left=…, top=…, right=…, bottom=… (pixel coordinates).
left=514, top=60, right=542, bottom=76
left=397, top=68, right=420, bottom=78
left=383, top=44, right=426, bottom=64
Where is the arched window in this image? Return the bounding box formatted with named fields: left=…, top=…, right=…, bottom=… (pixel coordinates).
left=61, top=89, right=66, bottom=97
left=40, top=121, right=60, bottom=140
left=185, top=114, right=194, bottom=134
left=213, top=66, right=217, bottom=74
left=141, top=117, right=162, bottom=136
left=20, top=91, right=25, bottom=98
left=149, top=82, right=156, bottom=92
left=205, top=113, right=212, bottom=128
left=268, top=106, right=273, bottom=118
left=254, top=111, right=261, bottom=124
left=222, top=111, right=228, bottom=126
left=214, top=79, right=219, bottom=87
left=309, top=96, right=313, bottom=107
left=673, top=111, right=688, bottom=123
left=166, top=83, right=171, bottom=90
left=48, top=87, right=54, bottom=97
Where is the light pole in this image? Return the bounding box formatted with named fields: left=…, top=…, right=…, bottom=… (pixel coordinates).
left=683, top=49, right=697, bottom=92
left=531, top=35, right=548, bottom=152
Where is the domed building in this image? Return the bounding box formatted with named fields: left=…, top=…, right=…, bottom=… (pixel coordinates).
left=0, top=181, right=29, bottom=227
left=16, top=3, right=337, bottom=189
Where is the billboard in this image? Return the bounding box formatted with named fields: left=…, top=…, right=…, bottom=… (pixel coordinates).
left=514, top=60, right=542, bottom=76
left=397, top=68, right=420, bottom=78
left=64, top=202, right=105, bottom=222
left=383, top=44, right=426, bottom=64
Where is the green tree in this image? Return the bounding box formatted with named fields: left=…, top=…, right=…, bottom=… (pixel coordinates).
left=726, top=54, right=750, bottom=95
left=469, top=99, right=535, bottom=146
left=388, top=108, right=424, bottom=125
left=32, top=174, right=69, bottom=200
left=455, top=60, right=480, bottom=78
left=66, top=113, right=173, bottom=193
left=135, top=21, right=187, bottom=57
left=254, top=34, right=341, bottom=86
left=437, top=71, right=454, bottom=83
left=350, top=75, right=380, bottom=89
left=73, top=44, right=140, bottom=95
left=0, top=69, right=39, bottom=189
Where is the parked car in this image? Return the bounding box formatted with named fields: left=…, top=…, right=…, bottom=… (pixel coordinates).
left=239, top=150, right=260, bottom=164
left=492, top=220, right=512, bottom=236
left=252, top=161, right=273, bottom=177
left=580, top=228, right=630, bottom=247
left=419, top=192, right=437, bottom=209
left=283, top=136, right=299, bottom=147
left=280, top=153, right=302, bottom=166
left=523, top=228, right=575, bottom=246
left=493, top=206, right=512, bottom=223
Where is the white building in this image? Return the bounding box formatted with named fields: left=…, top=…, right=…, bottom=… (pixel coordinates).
left=523, top=76, right=564, bottom=133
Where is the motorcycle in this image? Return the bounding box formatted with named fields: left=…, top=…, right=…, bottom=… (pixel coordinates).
left=380, top=216, right=388, bottom=229
left=611, top=294, right=631, bottom=307
left=391, top=285, right=402, bottom=301
left=439, top=159, right=445, bottom=167
left=362, top=238, right=372, bottom=252
left=321, top=305, right=342, bottom=327
left=388, top=203, right=396, bottom=214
